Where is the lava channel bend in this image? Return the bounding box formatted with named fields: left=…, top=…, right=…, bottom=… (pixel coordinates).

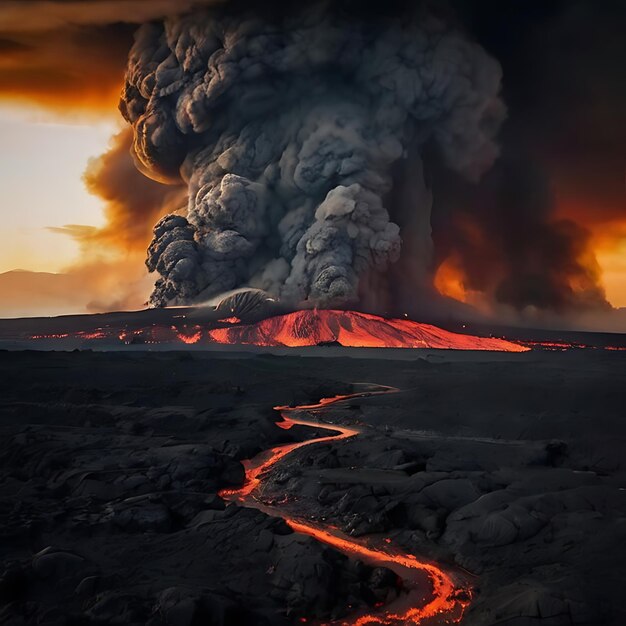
left=219, top=386, right=473, bottom=625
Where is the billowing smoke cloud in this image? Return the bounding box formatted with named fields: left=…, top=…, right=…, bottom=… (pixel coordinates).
left=0, top=0, right=621, bottom=324
left=432, top=152, right=610, bottom=315
left=82, top=127, right=187, bottom=249
left=120, top=1, right=504, bottom=307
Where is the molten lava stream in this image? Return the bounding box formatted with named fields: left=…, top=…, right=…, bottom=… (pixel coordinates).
left=218, top=385, right=472, bottom=625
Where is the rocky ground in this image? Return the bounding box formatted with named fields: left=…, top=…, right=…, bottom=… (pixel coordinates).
left=0, top=348, right=625, bottom=625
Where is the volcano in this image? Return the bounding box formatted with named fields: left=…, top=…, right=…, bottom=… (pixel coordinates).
left=0, top=307, right=530, bottom=351
left=208, top=309, right=528, bottom=351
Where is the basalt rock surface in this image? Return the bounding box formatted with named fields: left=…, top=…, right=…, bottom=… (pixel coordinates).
left=1, top=349, right=625, bottom=625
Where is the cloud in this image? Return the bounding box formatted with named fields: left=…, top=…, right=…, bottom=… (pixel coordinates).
left=0, top=25, right=131, bottom=113
left=2, top=0, right=621, bottom=323
left=81, top=127, right=187, bottom=248
left=121, top=2, right=504, bottom=307
left=0, top=1, right=226, bottom=32
left=0, top=0, right=225, bottom=114
left=431, top=151, right=610, bottom=315
left=38, top=126, right=187, bottom=316
left=48, top=127, right=186, bottom=254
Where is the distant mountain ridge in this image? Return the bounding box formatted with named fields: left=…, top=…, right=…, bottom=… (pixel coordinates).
left=0, top=267, right=151, bottom=318
left=0, top=270, right=87, bottom=318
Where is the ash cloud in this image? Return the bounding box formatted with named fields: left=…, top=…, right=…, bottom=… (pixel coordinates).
left=4, top=0, right=616, bottom=320
left=429, top=0, right=621, bottom=317
left=82, top=128, right=187, bottom=250
left=120, top=1, right=504, bottom=307
left=431, top=152, right=610, bottom=315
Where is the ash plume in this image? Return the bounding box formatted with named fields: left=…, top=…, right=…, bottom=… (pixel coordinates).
left=120, top=1, right=504, bottom=308
left=82, top=128, right=187, bottom=250
left=432, top=153, right=610, bottom=315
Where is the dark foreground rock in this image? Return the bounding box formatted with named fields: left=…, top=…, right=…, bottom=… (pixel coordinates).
left=0, top=351, right=382, bottom=625
left=257, top=353, right=626, bottom=625
left=0, top=349, right=625, bottom=625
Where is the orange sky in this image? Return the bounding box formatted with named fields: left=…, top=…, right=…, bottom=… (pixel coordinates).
left=553, top=186, right=626, bottom=309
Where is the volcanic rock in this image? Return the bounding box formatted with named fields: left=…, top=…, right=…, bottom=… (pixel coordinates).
left=213, top=289, right=283, bottom=323
left=1, top=348, right=625, bottom=626
left=32, top=548, right=86, bottom=580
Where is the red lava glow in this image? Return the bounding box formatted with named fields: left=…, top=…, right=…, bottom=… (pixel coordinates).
left=218, top=316, right=242, bottom=324
left=77, top=330, right=107, bottom=340
left=287, top=518, right=468, bottom=626
left=516, top=340, right=591, bottom=351
left=219, top=388, right=472, bottom=625
left=118, top=329, right=156, bottom=344
left=33, top=309, right=626, bottom=354
left=517, top=340, right=626, bottom=352
left=176, top=330, right=203, bottom=344
left=207, top=309, right=528, bottom=352
left=219, top=415, right=360, bottom=500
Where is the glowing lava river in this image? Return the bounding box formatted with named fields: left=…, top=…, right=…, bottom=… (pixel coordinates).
left=218, top=385, right=472, bottom=625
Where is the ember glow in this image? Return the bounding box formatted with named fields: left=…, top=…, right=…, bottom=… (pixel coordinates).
left=516, top=340, right=626, bottom=352
left=171, top=325, right=203, bottom=344
left=219, top=416, right=360, bottom=501
left=517, top=340, right=590, bottom=351
left=434, top=256, right=469, bottom=304
left=218, top=316, right=242, bottom=324
left=219, top=387, right=472, bottom=625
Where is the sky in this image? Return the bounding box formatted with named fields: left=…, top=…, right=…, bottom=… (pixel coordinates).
left=0, top=106, right=115, bottom=274
left=0, top=0, right=623, bottom=327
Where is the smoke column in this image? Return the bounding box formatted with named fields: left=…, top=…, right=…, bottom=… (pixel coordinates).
left=120, top=1, right=504, bottom=308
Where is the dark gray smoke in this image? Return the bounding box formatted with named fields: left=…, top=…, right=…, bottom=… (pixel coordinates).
left=120, top=1, right=504, bottom=308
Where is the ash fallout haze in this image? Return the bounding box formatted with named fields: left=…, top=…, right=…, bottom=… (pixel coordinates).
left=0, top=2, right=625, bottom=626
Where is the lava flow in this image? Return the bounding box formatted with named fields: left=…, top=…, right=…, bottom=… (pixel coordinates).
left=208, top=309, right=528, bottom=352
left=219, top=387, right=472, bottom=625
left=18, top=308, right=527, bottom=352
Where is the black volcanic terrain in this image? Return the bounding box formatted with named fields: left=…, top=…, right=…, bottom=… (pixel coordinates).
left=1, top=348, right=625, bottom=625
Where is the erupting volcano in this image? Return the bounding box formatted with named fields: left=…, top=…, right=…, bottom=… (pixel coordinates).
left=0, top=288, right=533, bottom=351
left=1, top=1, right=624, bottom=626
left=208, top=309, right=528, bottom=351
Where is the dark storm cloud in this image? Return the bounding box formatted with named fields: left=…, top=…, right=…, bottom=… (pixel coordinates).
left=0, top=1, right=226, bottom=31
left=0, top=24, right=132, bottom=112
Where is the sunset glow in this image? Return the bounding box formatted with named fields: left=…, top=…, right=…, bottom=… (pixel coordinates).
left=0, top=107, right=116, bottom=275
